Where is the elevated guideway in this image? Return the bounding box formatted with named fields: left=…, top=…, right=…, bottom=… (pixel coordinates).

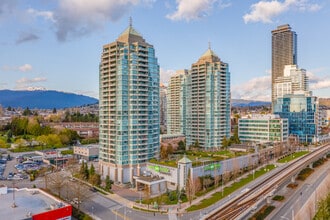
left=204, top=144, right=330, bottom=220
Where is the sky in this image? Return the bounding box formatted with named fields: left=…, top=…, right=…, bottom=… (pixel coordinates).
left=0, top=0, right=329, bottom=101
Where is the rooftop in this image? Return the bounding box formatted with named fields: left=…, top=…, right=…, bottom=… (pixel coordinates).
left=0, top=188, right=70, bottom=219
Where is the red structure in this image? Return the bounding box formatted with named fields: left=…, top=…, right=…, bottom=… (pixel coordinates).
left=32, top=205, right=72, bottom=220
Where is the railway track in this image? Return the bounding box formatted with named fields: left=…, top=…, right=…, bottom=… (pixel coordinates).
left=205, top=144, right=330, bottom=220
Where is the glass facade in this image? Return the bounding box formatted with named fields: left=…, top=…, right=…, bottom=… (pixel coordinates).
left=99, top=25, right=160, bottom=182
left=274, top=94, right=318, bottom=143
left=186, top=49, right=231, bottom=149
left=238, top=115, right=288, bottom=143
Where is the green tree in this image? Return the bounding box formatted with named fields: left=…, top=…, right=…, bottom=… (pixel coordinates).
left=11, top=117, right=28, bottom=135
left=79, top=161, right=86, bottom=177
left=222, top=136, right=228, bottom=149
left=6, top=130, right=12, bottom=143
left=84, top=163, right=89, bottom=180
left=90, top=173, right=101, bottom=186
left=27, top=117, right=42, bottom=136
left=23, top=107, right=32, bottom=116
left=105, top=175, right=112, bottom=191
left=178, top=140, right=185, bottom=151
left=59, top=128, right=80, bottom=145
left=52, top=108, right=57, bottom=114
left=89, top=164, right=95, bottom=176
left=194, top=140, right=200, bottom=149
left=0, top=139, right=7, bottom=148
left=314, top=193, right=330, bottom=219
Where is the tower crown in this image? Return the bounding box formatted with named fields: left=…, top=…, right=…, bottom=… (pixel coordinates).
left=117, top=18, right=147, bottom=44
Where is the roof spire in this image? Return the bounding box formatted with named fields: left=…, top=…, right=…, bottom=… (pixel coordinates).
left=208, top=41, right=211, bottom=50
left=129, top=16, right=132, bottom=28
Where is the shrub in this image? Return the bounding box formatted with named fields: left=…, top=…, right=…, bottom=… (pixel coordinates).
left=272, top=195, right=285, bottom=201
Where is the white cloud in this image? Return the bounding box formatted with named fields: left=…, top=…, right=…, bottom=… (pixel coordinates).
left=160, top=68, right=175, bottom=85
left=310, top=80, right=330, bottom=90
left=243, top=0, right=321, bottom=24
left=27, top=8, right=55, bottom=22
left=16, top=77, right=47, bottom=84
left=15, top=77, right=47, bottom=90
left=232, top=75, right=271, bottom=101
left=307, top=69, right=330, bottom=90
left=166, top=0, right=227, bottom=21
left=1, top=64, right=33, bottom=72
left=53, top=0, right=151, bottom=41
left=18, top=64, right=33, bottom=72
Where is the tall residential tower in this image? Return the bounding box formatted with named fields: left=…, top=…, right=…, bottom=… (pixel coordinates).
left=167, top=70, right=188, bottom=135
left=186, top=47, right=231, bottom=149
left=99, top=22, right=160, bottom=183
left=272, top=24, right=297, bottom=107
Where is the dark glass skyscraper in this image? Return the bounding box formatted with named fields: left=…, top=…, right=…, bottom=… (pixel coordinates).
left=272, top=24, right=297, bottom=107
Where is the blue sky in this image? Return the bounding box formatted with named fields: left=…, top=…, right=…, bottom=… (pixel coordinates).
left=0, top=0, right=329, bottom=101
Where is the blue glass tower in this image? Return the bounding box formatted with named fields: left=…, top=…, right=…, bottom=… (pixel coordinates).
left=99, top=22, right=160, bottom=183
left=186, top=47, right=231, bottom=149
left=274, top=93, right=318, bottom=144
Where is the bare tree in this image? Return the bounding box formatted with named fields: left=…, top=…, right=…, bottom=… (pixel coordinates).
left=48, top=172, right=66, bottom=198
left=144, top=185, right=151, bottom=210
left=232, top=158, right=240, bottom=182
left=66, top=157, right=79, bottom=177
left=186, top=177, right=201, bottom=205
left=214, top=175, right=221, bottom=188
left=67, top=180, right=92, bottom=213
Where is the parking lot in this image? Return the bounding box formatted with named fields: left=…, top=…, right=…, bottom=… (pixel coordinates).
left=0, top=151, right=49, bottom=183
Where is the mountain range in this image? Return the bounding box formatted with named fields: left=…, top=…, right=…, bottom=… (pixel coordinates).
left=0, top=90, right=271, bottom=109
left=0, top=90, right=98, bottom=109
left=231, top=99, right=271, bottom=107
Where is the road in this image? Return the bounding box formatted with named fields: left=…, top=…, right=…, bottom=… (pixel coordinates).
left=270, top=158, right=330, bottom=220
left=204, top=144, right=330, bottom=220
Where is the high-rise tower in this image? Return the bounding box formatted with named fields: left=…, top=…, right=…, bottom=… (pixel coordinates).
left=167, top=70, right=188, bottom=135
left=99, top=21, right=160, bottom=183
left=186, top=47, right=231, bottom=149
left=272, top=24, right=297, bottom=107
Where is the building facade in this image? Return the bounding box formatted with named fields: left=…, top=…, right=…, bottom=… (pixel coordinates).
left=74, top=144, right=99, bottom=161
left=186, top=47, right=231, bottom=149
left=167, top=70, right=188, bottom=135
left=274, top=93, right=319, bottom=144
left=238, top=114, right=288, bottom=143
left=159, top=83, right=167, bottom=127
left=99, top=22, right=160, bottom=183
left=274, top=65, right=309, bottom=102
left=272, top=24, right=297, bottom=107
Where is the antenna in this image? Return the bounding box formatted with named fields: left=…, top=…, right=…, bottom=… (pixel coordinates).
left=208, top=41, right=211, bottom=50
left=129, top=16, right=132, bottom=27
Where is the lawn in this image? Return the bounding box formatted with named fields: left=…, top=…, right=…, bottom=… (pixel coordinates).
left=277, top=151, right=309, bottom=163
left=186, top=164, right=276, bottom=211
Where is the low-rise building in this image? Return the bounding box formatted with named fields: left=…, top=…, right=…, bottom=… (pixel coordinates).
left=73, top=144, right=99, bottom=161
left=0, top=187, right=72, bottom=220
left=238, top=114, right=289, bottom=143
left=133, top=154, right=259, bottom=196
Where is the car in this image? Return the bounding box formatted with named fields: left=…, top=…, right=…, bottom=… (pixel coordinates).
left=71, top=198, right=81, bottom=205
left=89, top=187, right=97, bottom=192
